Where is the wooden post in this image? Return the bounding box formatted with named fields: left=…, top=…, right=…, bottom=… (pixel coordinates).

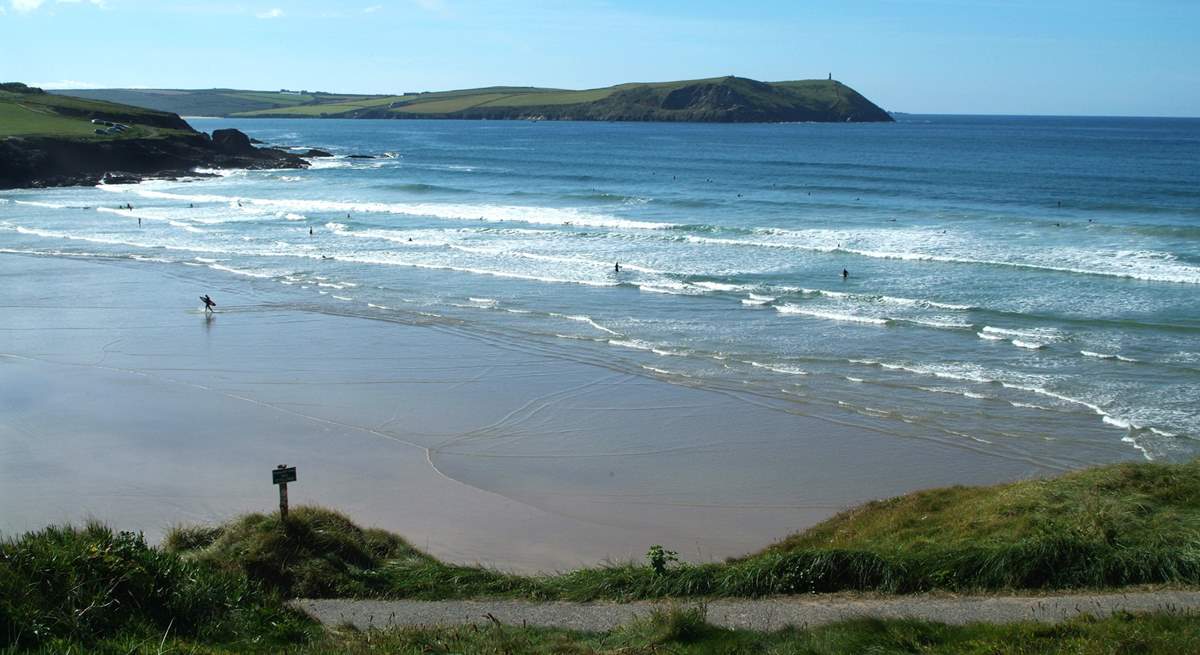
left=272, top=464, right=297, bottom=521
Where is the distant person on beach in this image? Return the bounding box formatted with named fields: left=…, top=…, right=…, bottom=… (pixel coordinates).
left=200, top=294, right=215, bottom=314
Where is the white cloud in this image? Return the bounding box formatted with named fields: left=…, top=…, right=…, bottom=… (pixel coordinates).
left=256, top=7, right=282, bottom=18
left=11, top=0, right=45, bottom=12
left=363, top=4, right=382, bottom=12
left=56, top=0, right=108, bottom=7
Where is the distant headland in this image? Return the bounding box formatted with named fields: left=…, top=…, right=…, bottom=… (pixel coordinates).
left=58, top=76, right=893, bottom=123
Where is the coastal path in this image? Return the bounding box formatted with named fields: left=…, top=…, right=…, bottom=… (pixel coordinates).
left=294, top=590, right=1200, bottom=632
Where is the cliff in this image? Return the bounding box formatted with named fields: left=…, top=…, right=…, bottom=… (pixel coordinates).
left=0, top=83, right=307, bottom=190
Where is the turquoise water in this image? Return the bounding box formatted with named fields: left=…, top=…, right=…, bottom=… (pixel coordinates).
left=3, top=115, right=1199, bottom=467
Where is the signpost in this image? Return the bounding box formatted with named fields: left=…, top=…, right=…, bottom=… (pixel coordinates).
left=273, top=464, right=297, bottom=520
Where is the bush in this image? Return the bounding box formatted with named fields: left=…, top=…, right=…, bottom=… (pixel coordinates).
left=0, top=522, right=307, bottom=649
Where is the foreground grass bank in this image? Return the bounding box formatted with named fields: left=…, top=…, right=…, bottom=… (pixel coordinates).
left=167, top=458, right=1200, bottom=600
left=4, top=458, right=1199, bottom=651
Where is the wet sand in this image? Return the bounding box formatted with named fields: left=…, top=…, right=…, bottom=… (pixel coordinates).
left=0, top=253, right=1058, bottom=571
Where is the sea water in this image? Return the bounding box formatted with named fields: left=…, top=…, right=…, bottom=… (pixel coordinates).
left=3, top=115, right=1198, bottom=467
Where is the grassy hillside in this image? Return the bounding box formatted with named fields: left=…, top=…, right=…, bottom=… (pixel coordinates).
left=58, top=76, right=893, bottom=123
left=163, top=458, right=1200, bottom=601
left=0, top=83, right=193, bottom=139
left=59, top=87, right=328, bottom=116
left=1, top=84, right=306, bottom=189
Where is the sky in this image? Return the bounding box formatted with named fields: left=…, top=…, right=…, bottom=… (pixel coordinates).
left=1, top=0, right=1197, bottom=116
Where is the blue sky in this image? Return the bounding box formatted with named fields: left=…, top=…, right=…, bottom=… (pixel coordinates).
left=1, top=0, right=1197, bottom=116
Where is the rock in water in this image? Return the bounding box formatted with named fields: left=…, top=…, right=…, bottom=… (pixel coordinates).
left=211, top=129, right=256, bottom=155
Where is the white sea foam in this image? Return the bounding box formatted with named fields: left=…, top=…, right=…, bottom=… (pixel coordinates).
left=749, top=361, right=808, bottom=375
left=192, top=167, right=241, bottom=177
left=1081, top=350, right=1138, bottom=362
left=900, top=318, right=974, bottom=330
left=208, top=263, right=274, bottom=279
left=688, top=229, right=1200, bottom=285
left=692, top=281, right=747, bottom=292
left=775, top=305, right=889, bottom=325
left=14, top=200, right=69, bottom=209
left=609, top=339, right=653, bottom=351
left=798, top=287, right=974, bottom=311
left=981, top=326, right=1061, bottom=341
left=1012, top=339, right=1046, bottom=350
left=551, top=313, right=620, bottom=335
left=98, top=187, right=678, bottom=231
left=741, top=297, right=771, bottom=306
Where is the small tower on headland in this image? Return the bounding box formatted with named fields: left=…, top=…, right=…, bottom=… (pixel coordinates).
left=828, top=73, right=832, bottom=81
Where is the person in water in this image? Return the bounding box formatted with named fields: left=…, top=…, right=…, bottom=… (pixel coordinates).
left=200, top=294, right=216, bottom=314
left=614, top=262, right=621, bottom=273
left=309, top=226, right=313, bottom=235
left=842, top=268, right=849, bottom=279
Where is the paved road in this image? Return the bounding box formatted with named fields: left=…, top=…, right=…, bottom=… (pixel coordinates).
left=294, top=590, right=1200, bottom=632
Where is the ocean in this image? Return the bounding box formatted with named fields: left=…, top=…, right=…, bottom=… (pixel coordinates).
left=3, top=114, right=1198, bottom=473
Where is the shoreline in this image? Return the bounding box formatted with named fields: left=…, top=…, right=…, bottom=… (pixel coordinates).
left=2, top=252, right=1079, bottom=571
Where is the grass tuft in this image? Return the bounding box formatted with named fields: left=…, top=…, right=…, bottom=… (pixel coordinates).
left=0, top=522, right=310, bottom=650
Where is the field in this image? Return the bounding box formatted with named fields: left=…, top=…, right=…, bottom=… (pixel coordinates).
left=0, top=86, right=192, bottom=139
left=0, top=101, right=99, bottom=138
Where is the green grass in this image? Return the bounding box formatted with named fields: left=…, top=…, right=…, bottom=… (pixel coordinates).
left=9, top=608, right=1200, bottom=654
left=391, top=93, right=522, bottom=114
left=0, top=522, right=312, bottom=651
left=237, top=96, right=400, bottom=117
left=0, top=103, right=99, bottom=137
left=165, top=459, right=1200, bottom=602
left=1, top=86, right=194, bottom=138
left=224, top=91, right=316, bottom=106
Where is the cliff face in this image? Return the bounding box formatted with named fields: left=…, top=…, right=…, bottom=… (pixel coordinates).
left=0, top=131, right=307, bottom=189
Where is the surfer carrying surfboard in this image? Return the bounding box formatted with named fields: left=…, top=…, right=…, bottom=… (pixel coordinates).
left=201, top=294, right=216, bottom=314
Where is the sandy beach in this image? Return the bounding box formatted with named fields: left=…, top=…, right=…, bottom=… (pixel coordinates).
left=2, top=252, right=1068, bottom=571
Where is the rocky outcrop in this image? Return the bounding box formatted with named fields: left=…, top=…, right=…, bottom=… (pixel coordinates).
left=0, top=129, right=307, bottom=190
left=211, top=128, right=257, bottom=155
